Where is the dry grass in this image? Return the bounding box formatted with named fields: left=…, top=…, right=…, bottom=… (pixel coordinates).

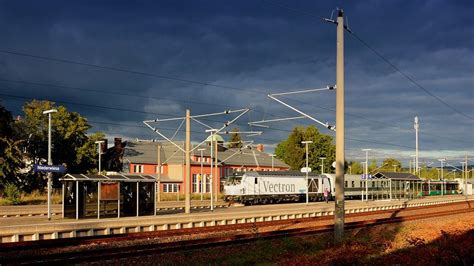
left=0, top=190, right=62, bottom=205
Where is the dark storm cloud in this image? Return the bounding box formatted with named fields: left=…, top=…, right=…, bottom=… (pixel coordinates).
left=0, top=0, right=472, bottom=164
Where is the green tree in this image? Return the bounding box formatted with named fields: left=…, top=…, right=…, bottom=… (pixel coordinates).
left=0, top=103, right=24, bottom=187
left=380, top=158, right=402, bottom=172
left=227, top=128, right=243, bottom=149
left=368, top=159, right=378, bottom=173
left=0, top=137, right=24, bottom=186
left=348, top=161, right=363, bottom=174
left=275, top=126, right=335, bottom=173
left=14, top=100, right=104, bottom=191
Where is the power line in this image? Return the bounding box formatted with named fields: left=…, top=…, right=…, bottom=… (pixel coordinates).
left=261, top=1, right=474, bottom=120
left=0, top=49, right=263, bottom=95
left=348, top=32, right=474, bottom=121
left=0, top=78, right=246, bottom=111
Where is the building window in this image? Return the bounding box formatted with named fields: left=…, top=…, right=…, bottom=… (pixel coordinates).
left=155, top=165, right=164, bottom=174
left=133, top=165, right=144, bottom=173
left=351, top=181, right=355, bottom=187
left=163, top=183, right=179, bottom=193
left=345, top=181, right=348, bottom=187
left=192, top=174, right=198, bottom=193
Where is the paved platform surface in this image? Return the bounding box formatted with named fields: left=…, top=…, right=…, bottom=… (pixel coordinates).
left=1, top=195, right=471, bottom=228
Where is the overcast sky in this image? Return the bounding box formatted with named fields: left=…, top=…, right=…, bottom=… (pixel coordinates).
left=0, top=1, right=472, bottom=166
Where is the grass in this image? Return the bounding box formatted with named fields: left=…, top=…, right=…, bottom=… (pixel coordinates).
left=0, top=191, right=222, bottom=206
left=0, top=190, right=62, bottom=205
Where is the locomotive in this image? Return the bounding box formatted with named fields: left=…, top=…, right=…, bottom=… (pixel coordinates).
left=223, top=171, right=332, bottom=205
left=224, top=171, right=461, bottom=205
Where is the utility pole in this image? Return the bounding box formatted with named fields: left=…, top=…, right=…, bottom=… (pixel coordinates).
left=206, top=129, right=217, bottom=211
left=43, top=109, right=57, bottom=221
left=414, top=116, right=419, bottom=175
left=270, top=154, right=275, bottom=171
left=215, top=137, right=219, bottom=202
left=362, top=149, right=371, bottom=201
left=464, top=155, right=468, bottom=197
left=95, top=140, right=105, bottom=173
left=198, top=148, right=205, bottom=201
left=438, top=158, right=445, bottom=196
left=334, top=9, right=345, bottom=241
left=302, top=141, right=313, bottom=205
left=185, top=110, right=191, bottom=214
left=157, top=143, right=161, bottom=203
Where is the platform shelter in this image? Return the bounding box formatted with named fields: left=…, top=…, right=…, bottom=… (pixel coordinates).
left=60, top=174, right=156, bottom=219
left=368, top=172, right=422, bottom=200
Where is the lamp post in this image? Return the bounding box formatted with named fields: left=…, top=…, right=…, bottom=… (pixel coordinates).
left=198, top=148, right=205, bottom=201
left=392, top=165, right=397, bottom=172
left=319, top=157, right=326, bottom=174
left=438, top=158, right=445, bottom=196
left=43, top=109, right=57, bottom=221
left=95, top=140, right=105, bottom=173
left=410, top=155, right=416, bottom=174
left=362, top=149, right=372, bottom=202
left=205, top=129, right=218, bottom=211
left=302, top=141, right=313, bottom=205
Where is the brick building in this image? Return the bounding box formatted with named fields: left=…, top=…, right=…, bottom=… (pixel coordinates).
left=121, top=139, right=289, bottom=196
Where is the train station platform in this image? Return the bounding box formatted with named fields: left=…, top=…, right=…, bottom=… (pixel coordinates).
left=1, top=195, right=472, bottom=243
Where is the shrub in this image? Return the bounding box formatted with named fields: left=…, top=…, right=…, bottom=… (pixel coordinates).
left=4, top=183, right=21, bottom=205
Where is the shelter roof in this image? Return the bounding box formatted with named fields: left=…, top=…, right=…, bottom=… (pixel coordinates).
left=373, top=172, right=421, bottom=181
left=61, top=173, right=157, bottom=182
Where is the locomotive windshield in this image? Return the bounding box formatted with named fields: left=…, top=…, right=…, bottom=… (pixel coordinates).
left=225, top=173, right=243, bottom=185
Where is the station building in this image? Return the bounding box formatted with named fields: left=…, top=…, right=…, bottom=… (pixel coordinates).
left=120, top=137, right=289, bottom=197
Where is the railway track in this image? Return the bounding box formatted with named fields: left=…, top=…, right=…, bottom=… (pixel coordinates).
left=1, top=200, right=472, bottom=264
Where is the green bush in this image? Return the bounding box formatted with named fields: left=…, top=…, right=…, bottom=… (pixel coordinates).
left=4, top=183, right=21, bottom=205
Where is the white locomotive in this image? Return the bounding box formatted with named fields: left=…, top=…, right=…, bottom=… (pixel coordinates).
left=224, top=171, right=333, bottom=205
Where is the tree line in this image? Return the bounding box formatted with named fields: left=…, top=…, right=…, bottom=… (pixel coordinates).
left=1, top=100, right=457, bottom=193
left=0, top=100, right=103, bottom=192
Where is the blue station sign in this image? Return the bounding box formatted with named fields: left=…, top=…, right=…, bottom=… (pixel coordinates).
left=361, top=174, right=372, bottom=180
left=33, top=164, right=66, bottom=173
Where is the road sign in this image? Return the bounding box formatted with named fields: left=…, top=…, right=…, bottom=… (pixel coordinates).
left=33, top=164, right=66, bottom=173
left=361, top=174, right=372, bottom=180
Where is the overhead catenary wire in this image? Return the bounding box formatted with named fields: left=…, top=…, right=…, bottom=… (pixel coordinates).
left=0, top=50, right=263, bottom=95
left=261, top=0, right=474, bottom=121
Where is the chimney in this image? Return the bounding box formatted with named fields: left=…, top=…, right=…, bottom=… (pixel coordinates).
left=256, top=144, right=264, bottom=152
left=114, top=137, right=122, bottom=148
left=100, top=139, right=108, bottom=154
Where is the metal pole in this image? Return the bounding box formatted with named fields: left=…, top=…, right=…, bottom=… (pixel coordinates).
left=271, top=154, right=274, bottom=171
left=199, top=149, right=204, bottom=201
left=98, top=146, right=102, bottom=173
left=320, top=157, right=326, bottom=174
left=76, top=181, right=79, bottom=220
left=97, top=181, right=100, bottom=219
left=185, top=110, right=191, bottom=214
left=47, top=113, right=52, bottom=220
left=334, top=9, right=345, bottom=241
left=414, top=116, right=419, bottom=175
left=119, top=182, right=122, bottom=218
left=210, top=131, right=214, bottom=211
left=389, top=179, right=392, bottom=200
left=157, top=144, right=161, bottom=203
left=215, top=136, right=219, bottom=202
left=136, top=182, right=139, bottom=216
left=465, top=156, right=468, bottom=197
left=363, top=149, right=371, bottom=201
left=302, top=141, right=311, bottom=204
left=61, top=182, right=65, bottom=219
